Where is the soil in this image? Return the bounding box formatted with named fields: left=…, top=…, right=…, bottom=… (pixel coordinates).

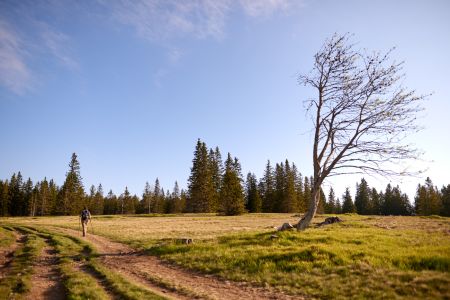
left=0, top=231, right=25, bottom=280
left=53, top=227, right=303, bottom=300
left=26, top=244, right=65, bottom=300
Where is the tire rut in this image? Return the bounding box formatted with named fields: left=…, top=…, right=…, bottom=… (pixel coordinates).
left=51, top=227, right=303, bottom=300
left=26, top=242, right=65, bottom=300
left=0, top=231, right=26, bottom=280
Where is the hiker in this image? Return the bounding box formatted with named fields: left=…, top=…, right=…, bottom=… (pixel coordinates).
left=80, top=207, right=91, bottom=237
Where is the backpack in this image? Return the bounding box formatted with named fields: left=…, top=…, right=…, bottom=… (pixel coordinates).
left=81, top=209, right=89, bottom=221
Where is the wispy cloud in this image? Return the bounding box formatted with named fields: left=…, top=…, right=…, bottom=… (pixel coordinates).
left=240, top=0, right=295, bottom=17
left=0, top=2, right=78, bottom=95
left=0, top=20, right=32, bottom=95
left=105, top=0, right=300, bottom=41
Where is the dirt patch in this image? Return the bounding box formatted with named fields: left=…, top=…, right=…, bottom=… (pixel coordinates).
left=53, top=227, right=302, bottom=300
left=26, top=244, right=65, bottom=300
left=0, top=231, right=25, bottom=280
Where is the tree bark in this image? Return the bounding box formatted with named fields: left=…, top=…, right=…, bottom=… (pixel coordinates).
left=297, top=186, right=320, bottom=230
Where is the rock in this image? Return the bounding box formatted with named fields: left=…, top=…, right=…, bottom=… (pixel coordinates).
left=277, top=222, right=294, bottom=231
left=317, top=216, right=342, bottom=227
left=180, top=238, right=193, bottom=244
left=270, top=234, right=279, bottom=239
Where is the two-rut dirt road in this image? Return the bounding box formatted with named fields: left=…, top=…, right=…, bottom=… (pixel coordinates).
left=52, top=227, right=302, bottom=300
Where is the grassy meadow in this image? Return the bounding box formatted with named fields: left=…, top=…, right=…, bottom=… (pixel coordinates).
left=1, top=213, right=450, bottom=299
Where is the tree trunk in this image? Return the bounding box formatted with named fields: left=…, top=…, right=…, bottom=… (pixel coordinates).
left=297, top=186, right=320, bottom=230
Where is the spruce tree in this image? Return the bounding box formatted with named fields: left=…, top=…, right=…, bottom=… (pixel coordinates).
left=58, top=153, right=85, bottom=215
left=274, top=163, right=285, bottom=212
left=441, top=185, right=450, bottom=217
left=0, top=180, right=9, bottom=216
left=283, top=160, right=298, bottom=213
left=245, top=173, right=262, bottom=213
left=93, top=184, right=104, bottom=215
left=143, top=181, right=153, bottom=214
left=104, top=190, right=118, bottom=214
left=220, top=153, right=245, bottom=215
left=326, top=187, right=336, bottom=214
left=355, top=178, right=370, bottom=215
left=414, top=177, right=442, bottom=215
left=209, top=147, right=223, bottom=212
left=342, top=188, right=356, bottom=213
left=187, top=139, right=215, bottom=213
left=370, top=188, right=383, bottom=215
left=261, top=160, right=275, bottom=212
left=9, top=172, right=23, bottom=216
left=292, top=164, right=305, bottom=212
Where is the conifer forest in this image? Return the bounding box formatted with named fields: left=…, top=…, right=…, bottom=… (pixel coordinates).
left=1, top=139, right=449, bottom=218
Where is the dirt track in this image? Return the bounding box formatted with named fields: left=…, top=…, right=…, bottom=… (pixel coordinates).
left=53, top=227, right=302, bottom=300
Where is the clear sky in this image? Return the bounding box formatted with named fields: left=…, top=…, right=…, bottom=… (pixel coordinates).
left=1, top=0, right=449, bottom=200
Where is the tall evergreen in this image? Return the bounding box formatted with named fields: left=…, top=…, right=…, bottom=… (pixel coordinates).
left=220, top=153, right=245, bottom=215
left=153, top=178, right=165, bottom=213
left=0, top=180, right=9, bottom=216
left=104, top=190, right=118, bottom=214
left=209, top=147, right=223, bottom=212
left=261, top=160, right=275, bottom=212
left=414, top=177, right=442, bottom=215
left=342, top=188, right=356, bottom=213
left=370, top=188, right=383, bottom=215
left=441, top=185, right=450, bottom=217
left=92, top=184, right=104, bottom=215
left=187, top=139, right=215, bottom=212
left=303, top=176, right=312, bottom=212
left=9, top=172, right=23, bottom=216
left=325, top=187, right=336, bottom=214
left=273, top=162, right=285, bottom=212
left=292, top=164, right=305, bottom=212
left=355, top=178, right=371, bottom=215
left=142, top=181, right=153, bottom=214
left=283, top=160, right=298, bottom=213
left=58, top=153, right=85, bottom=215
left=245, top=172, right=261, bottom=213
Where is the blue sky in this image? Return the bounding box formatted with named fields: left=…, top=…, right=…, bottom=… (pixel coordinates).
left=1, top=0, right=449, bottom=200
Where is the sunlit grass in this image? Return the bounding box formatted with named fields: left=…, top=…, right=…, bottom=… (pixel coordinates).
left=0, top=227, right=46, bottom=299
left=2, top=214, right=449, bottom=299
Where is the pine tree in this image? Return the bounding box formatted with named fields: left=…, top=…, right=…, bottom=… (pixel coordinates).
left=245, top=173, right=261, bottom=213
left=283, top=160, right=298, bottom=213
left=0, top=180, right=9, bottom=216
left=414, top=178, right=442, bottom=215
left=209, top=147, right=223, bottom=212
left=441, top=185, right=450, bottom=217
left=58, top=153, right=85, bottom=215
left=93, top=184, right=104, bottom=215
left=335, top=197, right=342, bottom=214
left=261, top=160, right=275, bottom=212
left=273, top=162, right=285, bottom=212
left=342, top=188, right=356, bottom=213
left=120, top=187, right=135, bottom=214
left=142, top=181, right=153, bottom=214
left=303, top=176, right=312, bottom=212
left=104, top=190, right=118, bottom=215
left=326, top=187, right=336, bottom=214
left=355, top=178, right=371, bottom=215
left=292, top=164, right=305, bottom=212
left=370, top=188, right=383, bottom=215
left=220, top=153, right=245, bottom=215
left=9, top=172, right=23, bottom=216
left=48, top=179, right=58, bottom=215
left=187, top=139, right=215, bottom=213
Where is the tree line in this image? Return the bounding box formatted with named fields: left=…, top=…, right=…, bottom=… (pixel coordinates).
left=1, top=140, right=449, bottom=217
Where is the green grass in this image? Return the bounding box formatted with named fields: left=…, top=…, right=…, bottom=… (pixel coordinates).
left=146, top=221, right=450, bottom=299
left=87, top=261, right=166, bottom=300
left=2, top=214, right=450, bottom=299
left=0, top=227, right=46, bottom=300
left=0, top=226, right=15, bottom=249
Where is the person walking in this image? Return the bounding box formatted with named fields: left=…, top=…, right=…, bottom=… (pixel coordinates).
left=80, top=206, right=91, bottom=237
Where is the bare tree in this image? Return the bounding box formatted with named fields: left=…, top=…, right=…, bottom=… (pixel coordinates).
left=297, top=33, right=427, bottom=230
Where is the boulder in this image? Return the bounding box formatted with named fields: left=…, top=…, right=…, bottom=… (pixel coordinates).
left=277, top=222, right=294, bottom=231
left=180, top=238, right=193, bottom=244
left=317, top=216, right=342, bottom=227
